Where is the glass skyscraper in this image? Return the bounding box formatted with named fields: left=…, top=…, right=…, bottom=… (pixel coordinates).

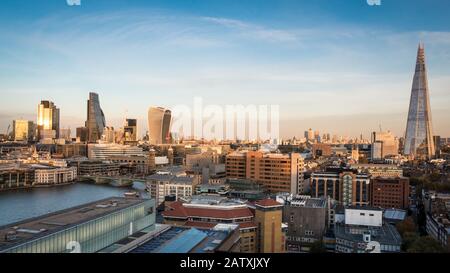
left=37, top=100, right=60, bottom=139
left=404, top=44, right=435, bottom=159
left=148, top=107, right=172, bottom=145
left=86, top=92, right=106, bottom=143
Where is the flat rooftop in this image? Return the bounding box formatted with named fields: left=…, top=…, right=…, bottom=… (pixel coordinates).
left=0, top=197, right=146, bottom=252
left=128, top=225, right=233, bottom=253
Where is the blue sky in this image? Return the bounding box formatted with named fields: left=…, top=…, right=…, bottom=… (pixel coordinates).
left=1, top=0, right=449, bottom=139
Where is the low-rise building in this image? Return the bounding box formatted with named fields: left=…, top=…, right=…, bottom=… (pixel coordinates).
left=112, top=224, right=240, bottom=253
left=33, top=164, right=77, bottom=186
left=334, top=207, right=402, bottom=253
left=146, top=173, right=197, bottom=206
left=423, top=192, right=450, bottom=250
left=162, top=195, right=258, bottom=253
left=0, top=197, right=156, bottom=253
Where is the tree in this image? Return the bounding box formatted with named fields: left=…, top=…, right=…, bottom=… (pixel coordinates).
left=401, top=232, right=419, bottom=251
left=309, top=240, right=327, bottom=253
left=396, top=217, right=416, bottom=236
left=407, top=236, right=447, bottom=253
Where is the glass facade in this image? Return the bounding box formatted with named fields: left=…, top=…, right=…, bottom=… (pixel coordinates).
left=4, top=199, right=155, bottom=253
left=404, top=44, right=435, bottom=159
left=86, top=92, right=106, bottom=143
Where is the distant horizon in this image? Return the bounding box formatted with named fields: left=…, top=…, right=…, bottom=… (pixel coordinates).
left=1, top=0, right=449, bottom=139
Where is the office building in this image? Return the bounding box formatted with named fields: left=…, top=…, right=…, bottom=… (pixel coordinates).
left=33, top=165, right=77, bottom=186
left=371, top=141, right=383, bottom=161
left=311, top=168, right=371, bottom=207
left=372, top=131, right=399, bottom=158
left=86, top=92, right=106, bottom=143
left=0, top=197, right=156, bottom=253
left=12, top=120, right=35, bottom=142
left=370, top=177, right=410, bottom=209
left=148, top=107, right=172, bottom=145
left=76, top=127, right=88, bottom=142
left=404, top=44, right=435, bottom=159
left=0, top=165, right=35, bottom=190
left=37, top=100, right=60, bottom=140
left=87, top=144, right=145, bottom=160
left=124, top=119, right=137, bottom=142
left=146, top=173, right=196, bottom=206
left=225, top=151, right=304, bottom=194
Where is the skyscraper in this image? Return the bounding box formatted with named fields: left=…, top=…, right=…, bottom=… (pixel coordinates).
left=124, top=119, right=137, bottom=142
left=13, top=120, right=35, bottom=141
left=86, top=92, right=106, bottom=143
left=37, top=100, right=60, bottom=139
left=148, top=107, right=171, bottom=145
left=404, top=44, right=435, bottom=159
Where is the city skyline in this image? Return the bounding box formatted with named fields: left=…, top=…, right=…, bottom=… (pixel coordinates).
left=1, top=0, right=450, bottom=139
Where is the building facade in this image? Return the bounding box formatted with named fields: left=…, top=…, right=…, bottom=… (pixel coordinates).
left=86, top=92, right=106, bottom=143
left=370, top=177, right=410, bottom=209
left=311, top=168, right=371, bottom=207
left=226, top=151, right=304, bottom=194
left=148, top=107, right=172, bottom=145
left=13, top=120, right=35, bottom=142
left=404, top=44, right=435, bottom=159
left=37, top=100, right=60, bottom=140
left=0, top=198, right=156, bottom=253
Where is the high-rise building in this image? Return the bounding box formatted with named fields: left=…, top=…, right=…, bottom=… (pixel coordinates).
left=37, top=100, right=60, bottom=140
left=404, top=44, right=435, bottom=159
left=86, top=92, right=106, bottom=143
left=148, top=107, right=171, bottom=145
left=76, top=127, right=88, bottom=143
left=12, top=120, right=35, bottom=141
left=372, top=131, right=398, bottom=158
left=226, top=151, right=305, bottom=194
left=371, top=141, right=383, bottom=161
left=124, top=119, right=137, bottom=142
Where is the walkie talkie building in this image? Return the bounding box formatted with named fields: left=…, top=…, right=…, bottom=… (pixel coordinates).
left=404, top=44, right=435, bottom=159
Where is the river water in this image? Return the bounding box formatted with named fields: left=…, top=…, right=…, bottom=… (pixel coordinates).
left=0, top=182, right=148, bottom=226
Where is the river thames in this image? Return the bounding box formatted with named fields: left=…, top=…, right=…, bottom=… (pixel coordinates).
left=0, top=182, right=148, bottom=226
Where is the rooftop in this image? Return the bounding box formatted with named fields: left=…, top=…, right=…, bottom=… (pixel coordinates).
left=0, top=197, right=146, bottom=252
left=334, top=223, right=402, bottom=246
left=127, top=225, right=236, bottom=253
left=163, top=200, right=254, bottom=220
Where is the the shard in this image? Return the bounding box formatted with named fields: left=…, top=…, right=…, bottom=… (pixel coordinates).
left=404, top=44, right=435, bottom=159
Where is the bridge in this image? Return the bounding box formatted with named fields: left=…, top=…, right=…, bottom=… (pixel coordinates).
left=78, top=175, right=149, bottom=187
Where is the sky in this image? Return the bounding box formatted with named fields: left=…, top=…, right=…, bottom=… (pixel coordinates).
left=0, top=0, right=449, bottom=140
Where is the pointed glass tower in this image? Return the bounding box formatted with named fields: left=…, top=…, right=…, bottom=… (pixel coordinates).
left=404, top=44, right=435, bottom=159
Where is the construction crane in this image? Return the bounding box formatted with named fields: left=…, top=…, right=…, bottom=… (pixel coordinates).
left=5, top=124, right=11, bottom=140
